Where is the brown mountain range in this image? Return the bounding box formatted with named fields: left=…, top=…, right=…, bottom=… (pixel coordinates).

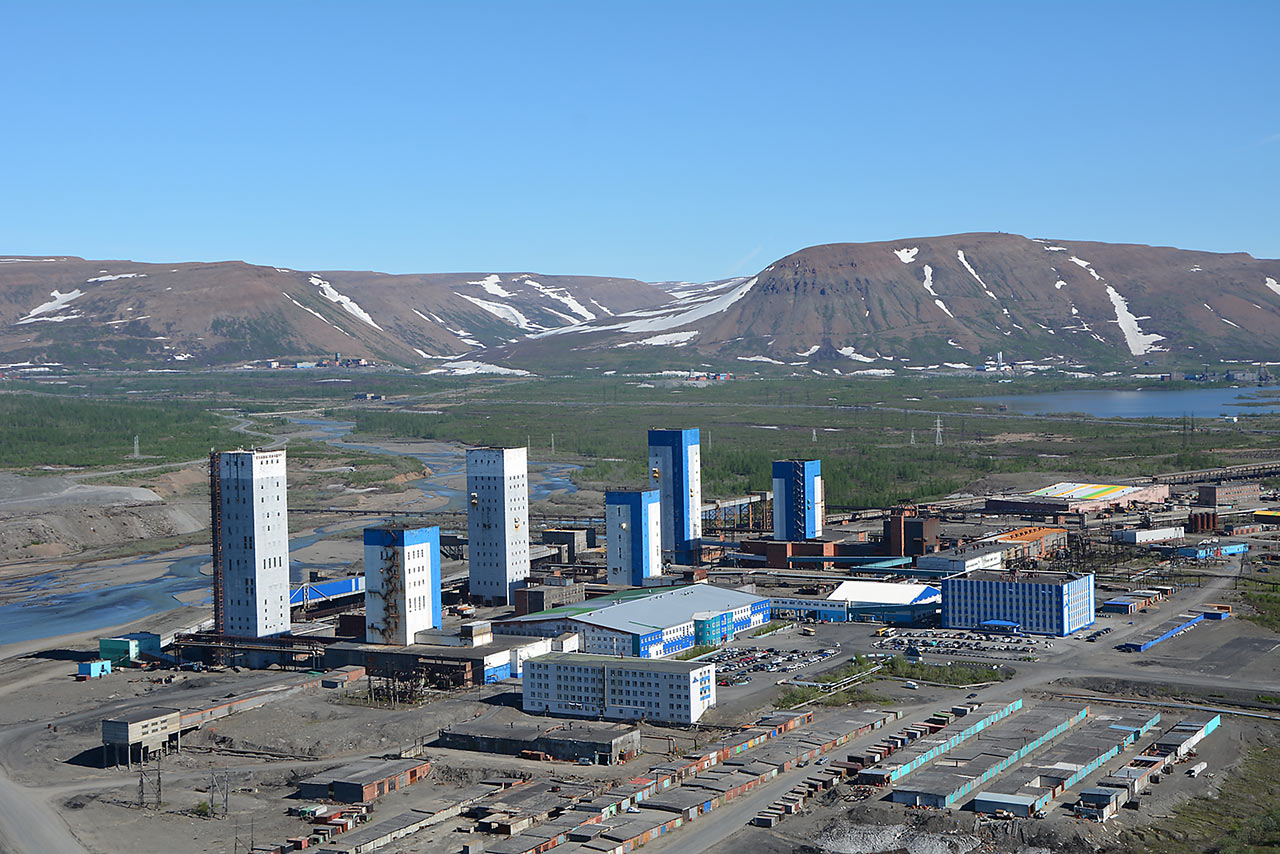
left=3, top=234, right=1278, bottom=373
left=506, top=233, right=1280, bottom=370
left=0, top=257, right=665, bottom=368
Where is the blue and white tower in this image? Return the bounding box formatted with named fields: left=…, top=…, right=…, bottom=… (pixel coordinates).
left=648, top=428, right=702, bottom=565
left=364, top=525, right=441, bottom=645
left=606, top=488, right=662, bottom=586
left=772, top=459, right=824, bottom=541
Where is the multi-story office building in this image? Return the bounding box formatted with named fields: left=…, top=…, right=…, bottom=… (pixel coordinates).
left=364, top=525, right=441, bottom=645
left=772, top=459, right=823, bottom=540
left=466, top=446, right=530, bottom=605
left=942, top=571, right=1095, bottom=636
left=647, top=428, right=702, bottom=565
left=606, top=488, right=662, bottom=586
left=215, top=449, right=290, bottom=637
left=522, top=652, right=716, bottom=724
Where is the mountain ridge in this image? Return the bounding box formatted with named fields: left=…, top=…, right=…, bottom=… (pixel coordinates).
left=3, top=233, right=1278, bottom=373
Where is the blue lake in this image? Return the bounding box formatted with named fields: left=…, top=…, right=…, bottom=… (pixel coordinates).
left=970, top=387, right=1280, bottom=419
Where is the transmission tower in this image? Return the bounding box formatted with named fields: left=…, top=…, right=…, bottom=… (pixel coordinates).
left=910, top=429, right=916, bottom=445
left=209, top=769, right=229, bottom=818
left=934, top=417, right=943, bottom=446
left=137, top=767, right=161, bottom=808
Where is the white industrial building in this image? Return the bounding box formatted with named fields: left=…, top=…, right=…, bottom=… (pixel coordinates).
left=522, top=652, right=716, bottom=724
left=216, top=449, right=290, bottom=637
left=364, top=525, right=441, bottom=645
left=1112, top=526, right=1184, bottom=544
left=916, top=543, right=1008, bottom=575
left=467, top=446, right=530, bottom=605
left=828, top=579, right=942, bottom=607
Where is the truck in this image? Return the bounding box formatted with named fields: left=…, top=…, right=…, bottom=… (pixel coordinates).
left=1188, top=761, right=1208, bottom=778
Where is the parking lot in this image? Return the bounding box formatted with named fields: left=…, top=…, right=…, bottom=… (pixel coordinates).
left=705, top=643, right=843, bottom=687
left=871, top=627, right=1047, bottom=661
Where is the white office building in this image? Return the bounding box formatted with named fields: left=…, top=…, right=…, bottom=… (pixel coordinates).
left=467, top=446, right=530, bottom=605
left=216, top=449, right=290, bottom=637
left=364, top=526, right=441, bottom=645
left=522, top=653, right=716, bottom=724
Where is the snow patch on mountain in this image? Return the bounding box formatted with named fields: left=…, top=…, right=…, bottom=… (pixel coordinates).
left=467, top=274, right=513, bottom=299
left=1105, top=286, right=1165, bottom=355
left=456, top=293, right=542, bottom=331
left=86, top=272, right=146, bottom=283
left=525, top=279, right=596, bottom=321
left=917, top=265, right=954, bottom=317
left=837, top=346, right=876, bottom=363
left=283, top=293, right=344, bottom=332
left=957, top=250, right=999, bottom=300
left=536, top=276, right=756, bottom=337
left=426, top=360, right=532, bottom=377
left=16, top=289, right=85, bottom=324
left=309, top=276, right=383, bottom=330
left=893, top=247, right=919, bottom=264
left=1265, top=277, right=1280, bottom=297
left=414, top=307, right=481, bottom=347
left=920, top=265, right=938, bottom=297
left=1069, top=257, right=1104, bottom=281
left=616, top=331, right=700, bottom=348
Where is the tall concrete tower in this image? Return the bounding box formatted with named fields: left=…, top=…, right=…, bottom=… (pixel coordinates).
left=772, top=459, right=824, bottom=541
left=364, top=525, right=441, bottom=645
left=647, top=428, right=702, bottom=565
left=606, top=488, right=662, bottom=587
left=466, top=447, right=530, bottom=605
left=215, top=449, right=290, bottom=637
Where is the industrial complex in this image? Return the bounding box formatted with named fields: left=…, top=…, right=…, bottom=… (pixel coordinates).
left=6, top=413, right=1276, bottom=854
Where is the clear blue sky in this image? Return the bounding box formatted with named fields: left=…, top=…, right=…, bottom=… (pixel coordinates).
left=3, top=1, right=1276, bottom=282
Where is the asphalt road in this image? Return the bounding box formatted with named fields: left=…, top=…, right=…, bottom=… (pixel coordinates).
left=0, top=768, right=87, bottom=854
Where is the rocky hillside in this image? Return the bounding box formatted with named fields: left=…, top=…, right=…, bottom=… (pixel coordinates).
left=0, top=256, right=666, bottom=369
left=512, top=233, right=1280, bottom=371
left=5, top=234, right=1279, bottom=373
